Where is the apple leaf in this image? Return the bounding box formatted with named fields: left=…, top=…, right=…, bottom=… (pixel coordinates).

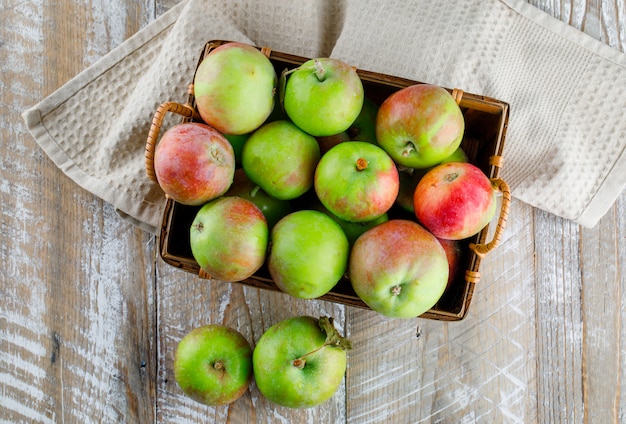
left=318, top=316, right=352, bottom=351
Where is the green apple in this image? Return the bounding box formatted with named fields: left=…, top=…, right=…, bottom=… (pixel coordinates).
left=346, top=97, right=379, bottom=144
left=194, top=42, right=277, bottom=135
left=268, top=210, right=349, bottom=299
left=376, top=84, right=465, bottom=169
left=312, top=200, right=389, bottom=246
left=314, top=141, right=399, bottom=222
left=242, top=120, right=320, bottom=200
left=225, top=169, right=292, bottom=229
left=253, top=316, right=351, bottom=409
left=223, top=132, right=249, bottom=166
left=349, top=219, right=449, bottom=318
left=174, top=324, right=253, bottom=406
left=190, top=196, right=268, bottom=282
left=282, top=58, right=364, bottom=136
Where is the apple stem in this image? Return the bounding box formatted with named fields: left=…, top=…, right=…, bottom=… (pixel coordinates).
left=213, top=360, right=224, bottom=371
left=250, top=185, right=261, bottom=198
left=356, top=158, right=368, bottom=171
left=290, top=317, right=352, bottom=370
left=291, top=344, right=326, bottom=368
left=314, top=59, right=326, bottom=82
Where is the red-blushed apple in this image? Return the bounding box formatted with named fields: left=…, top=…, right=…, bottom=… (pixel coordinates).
left=268, top=210, right=349, bottom=299
left=174, top=324, right=253, bottom=407
left=349, top=219, right=449, bottom=318
left=225, top=169, right=292, bottom=229
left=437, top=237, right=464, bottom=290
left=252, top=316, right=351, bottom=409
left=194, top=42, right=276, bottom=135
left=190, top=196, right=268, bottom=282
left=376, top=84, right=465, bottom=169
left=413, top=162, right=496, bottom=240
left=314, top=141, right=399, bottom=222
left=395, top=146, right=468, bottom=213
left=154, top=122, right=235, bottom=206
left=282, top=58, right=364, bottom=136
left=242, top=120, right=320, bottom=200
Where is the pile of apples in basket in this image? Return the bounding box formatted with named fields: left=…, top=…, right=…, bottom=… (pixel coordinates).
left=153, top=41, right=501, bottom=320
left=151, top=41, right=508, bottom=410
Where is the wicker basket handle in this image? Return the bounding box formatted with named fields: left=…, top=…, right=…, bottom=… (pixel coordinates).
left=145, top=101, right=200, bottom=184
left=468, top=177, right=511, bottom=259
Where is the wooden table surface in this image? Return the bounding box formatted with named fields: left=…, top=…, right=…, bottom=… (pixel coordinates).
left=2, top=1, right=625, bottom=423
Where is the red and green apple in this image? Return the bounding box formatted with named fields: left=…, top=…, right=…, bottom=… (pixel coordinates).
left=154, top=122, right=235, bottom=206
left=376, top=84, right=465, bottom=169
left=349, top=219, right=449, bottom=318
left=194, top=42, right=276, bottom=135
left=190, top=196, right=268, bottom=282
left=314, top=141, right=399, bottom=223
left=413, top=162, right=496, bottom=240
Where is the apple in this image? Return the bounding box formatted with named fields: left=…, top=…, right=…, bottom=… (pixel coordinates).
left=376, top=84, right=465, bottom=169
left=316, top=131, right=350, bottom=156
left=282, top=58, right=364, bottom=136
left=154, top=122, right=235, bottom=206
left=312, top=200, right=389, bottom=246
left=349, top=219, right=449, bottom=318
left=242, top=120, right=321, bottom=200
left=190, top=196, right=268, bottom=282
left=315, top=97, right=379, bottom=155
left=223, top=132, right=249, bottom=166
left=413, top=162, right=496, bottom=240
left=346, top=96, right=379, bottom=144
left=174, top=324, right=253, bottom=406
left=253, top=316, right=351, bottom=409
left=437, top=237, right=464, bottom=290
left=314, top=141, right=399, bottom=222
left=268, top=210, right=349, bottom=299
left=225, top=169, right=292, bottom=229
left=395, top=146, right=468, bottom=213
left=194, top=42, right=277, bottom=135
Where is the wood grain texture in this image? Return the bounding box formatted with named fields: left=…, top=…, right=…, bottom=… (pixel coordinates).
left=1, top=1, right=624, bottom=423
left=1, top=1, right=159, bottom=422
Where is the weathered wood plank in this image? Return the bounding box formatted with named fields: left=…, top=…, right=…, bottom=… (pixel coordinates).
left=1, top=1, right=159, bottom=422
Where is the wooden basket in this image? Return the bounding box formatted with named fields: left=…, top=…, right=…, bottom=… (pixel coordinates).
left=145, top=40, right=511, bottom=321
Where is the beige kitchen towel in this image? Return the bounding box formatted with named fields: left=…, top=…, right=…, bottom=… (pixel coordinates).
left=23, top=0, right=626, bottom=234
